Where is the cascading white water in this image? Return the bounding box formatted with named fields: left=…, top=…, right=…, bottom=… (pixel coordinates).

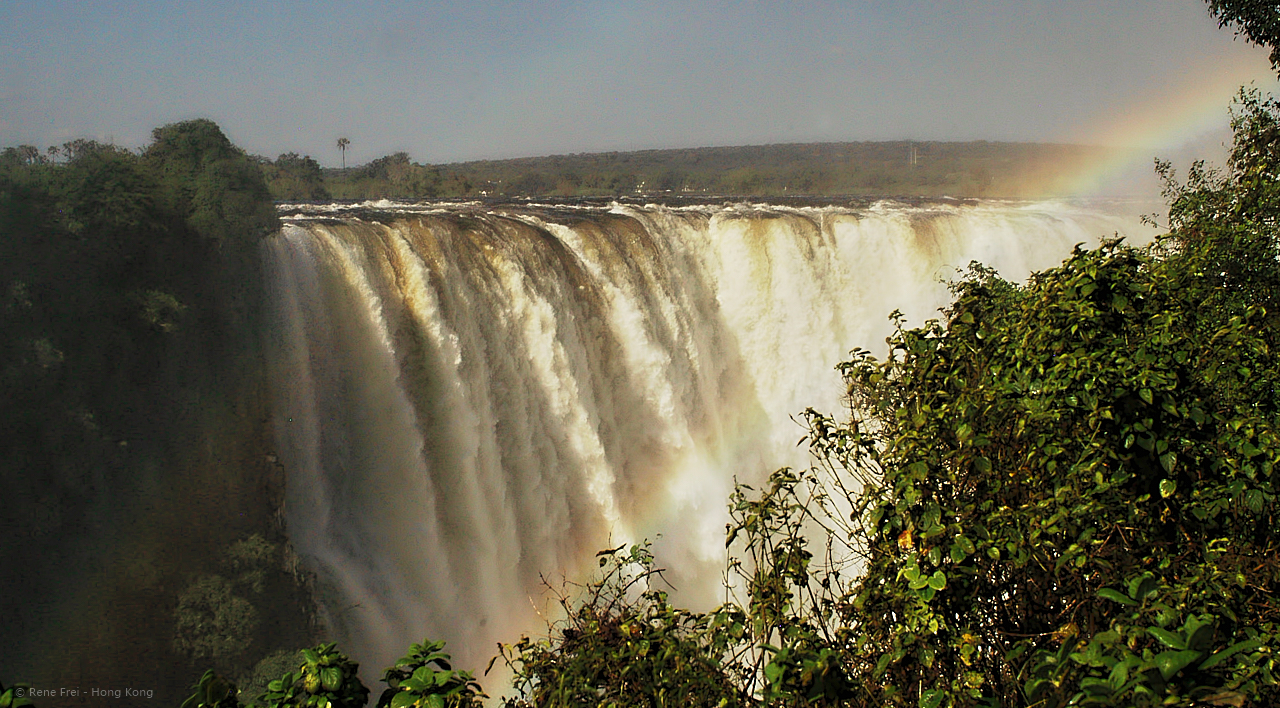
left=263, top=199, right=1154, bottom=675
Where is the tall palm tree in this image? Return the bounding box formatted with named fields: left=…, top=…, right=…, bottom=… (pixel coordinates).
left=337, top=137, right=350, bottom=169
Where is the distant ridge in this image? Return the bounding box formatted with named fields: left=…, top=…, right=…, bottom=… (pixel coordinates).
left=307, top=140, right=1134, bottom=201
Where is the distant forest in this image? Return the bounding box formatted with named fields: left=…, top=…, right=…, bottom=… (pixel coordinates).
left=258, top=140, right=1128, bottom=202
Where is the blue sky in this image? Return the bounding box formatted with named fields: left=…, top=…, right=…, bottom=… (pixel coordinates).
left=1, top=0, right=1275, bottom=166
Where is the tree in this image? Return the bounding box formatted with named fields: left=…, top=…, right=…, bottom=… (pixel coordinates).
left=144, top=119, right=278, bottom=249
left=337, top=137, right=350, bottom=169
left=262, top=153, right=329, bottom=201
left=1206, top=0, right=1280, bottom=72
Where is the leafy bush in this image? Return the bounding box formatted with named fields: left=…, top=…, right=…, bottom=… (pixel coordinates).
left=253, top=642, right=369, bottom=708
left=497, top=543, right=746, bottom=708
left=378, top=639, right=485, bottom=708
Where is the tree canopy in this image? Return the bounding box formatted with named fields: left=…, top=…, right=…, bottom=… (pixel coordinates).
left=1207, top=0, right=1280, bottom=72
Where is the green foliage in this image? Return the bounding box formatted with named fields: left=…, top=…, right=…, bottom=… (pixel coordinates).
left=723, top=470, right=861, bottom=706
left=144, top=118, right=278, bottom=248
left=498, top=543, right=746, bottom=707
left=325, top=152, right=444, bottom=200
left=317, top=141, right=1119, bottom=201
left=0, top=680, right=35, bottom=708
left=254, top=642, right=370, bottom=708
left=831, top=235, right=1280, bottom=705
left=182, top=670, right=240, bottom=708
left=261, top=153, right=330, bottom=201
left=187, top=641, right=485, bottom=708
left=378, top=639, right=485, bottom=708
left=238, top=651, right=304, bottom=707
left=1206, top=0, right=1280, bottom=72
left=174, top=535, right=284, bottom=674
left=173, top=574, right=261, bottom=669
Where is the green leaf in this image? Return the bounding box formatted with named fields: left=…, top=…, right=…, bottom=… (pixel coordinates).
left=1109, top=659, right=1131, bottom=690
left=919, top=688, right=945, bottom=708
left=1097, top=588, right=1136, bottom=606
left=400, top=678, right=428, bottom=692
left=320, top=666, right=343, bottom=692
left=927, top=570, right=947, bottom=590
left=1199, top=638, right=1264, bottom=670
left=1147, top=627, right=1186, bottom=650
left=1079, top=676, right=1112, bottom=696
left=1024, top=677, right=1049, bottom=700
left=764, top=661, right=784, bottom=685
left=1154, top=649, right=1203, bottom=680
left=390, top=691, right=419, bottom=708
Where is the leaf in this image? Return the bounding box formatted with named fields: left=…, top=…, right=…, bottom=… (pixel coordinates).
left=1097, top=588, right=1136, bottom=606
left=1147, top=627, right=1186, bottom=650
left=764, top=661, right=784, bottom=685
left=390, top=691, right=419, bottom=708
left=927, top=570, right=947, bottom=590
left=1198, top=638, right=1264, bottom=670
left=1079, top=676, right=1112, bottom=696
left=1154, top=649, right=1203, bottom=680
left=320, top=666, right=343, bottom=692
left=1109, top=660, right=1131, bottom=690
left=919, top=688, right=945, bottom=708
left=1024, top=677, right=1049, bottom=700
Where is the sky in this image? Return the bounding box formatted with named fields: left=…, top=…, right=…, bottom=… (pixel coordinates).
left=1, top=0, right=1277, bottom=168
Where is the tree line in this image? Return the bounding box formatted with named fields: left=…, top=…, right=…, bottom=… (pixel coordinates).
left=258, top=140, right=1123, bottom=202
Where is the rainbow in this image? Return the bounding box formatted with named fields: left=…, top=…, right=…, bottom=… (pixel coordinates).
left=1059, top=54, right=1279, bottom=197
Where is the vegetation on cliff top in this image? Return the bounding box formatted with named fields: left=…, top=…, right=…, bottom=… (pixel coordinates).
left=259, top=140, right=1124, bottom=202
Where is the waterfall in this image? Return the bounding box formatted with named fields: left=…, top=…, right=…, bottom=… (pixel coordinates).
left=263, top=199, right=1152, bottom=674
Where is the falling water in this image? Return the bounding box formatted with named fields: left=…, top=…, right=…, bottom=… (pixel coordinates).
left=263, top=199, right=1152, bottom=674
